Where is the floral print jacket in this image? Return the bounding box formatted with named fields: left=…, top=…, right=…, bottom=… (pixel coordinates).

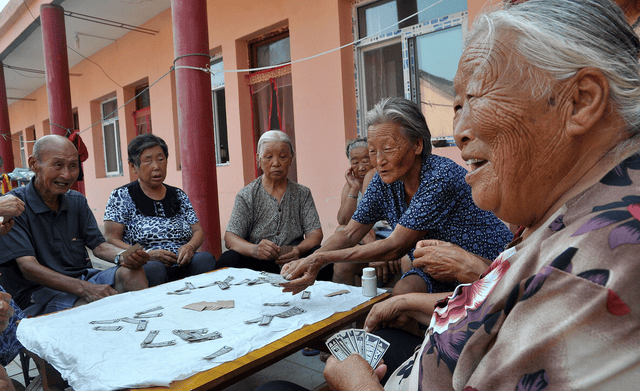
left=384, top=154, right=640, bottom=391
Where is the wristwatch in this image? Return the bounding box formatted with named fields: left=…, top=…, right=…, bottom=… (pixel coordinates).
left=115, top=249, right=126, bottom=265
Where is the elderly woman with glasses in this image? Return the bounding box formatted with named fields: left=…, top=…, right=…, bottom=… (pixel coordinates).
left=103, top=134, right=216, bottom=287
left=281, top=97, right=511, bottom=296
left=216, top=130, right=326, bottom=276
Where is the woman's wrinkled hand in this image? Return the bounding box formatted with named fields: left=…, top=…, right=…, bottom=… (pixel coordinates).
left=345, top=168, right=362, bottom=193
left=280, top=255, right=323, bottom=294
left=148, top=249, right=178, bottom=266
left=121, top=248, right=150, bottom=270
left=413, top=240, right=489, bottom=283
left=177, top=244, right=195, bottom=266
left=324, top=355, right=386, bottom=391
left=364, top=295, right=413, bottom=333
left=275, top=246, right=301, bottom=265
left=253, top=239, right=280, bottom=261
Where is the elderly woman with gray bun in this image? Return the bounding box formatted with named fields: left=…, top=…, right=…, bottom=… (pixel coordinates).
left=217, top=130, right=326, bottom=276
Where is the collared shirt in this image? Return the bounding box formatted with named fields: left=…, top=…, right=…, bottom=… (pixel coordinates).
left=0, top=178, right=105, bottom=309
left=226, top=177, right=322, bottom=247
left=352, top=154, right=512, bottom=260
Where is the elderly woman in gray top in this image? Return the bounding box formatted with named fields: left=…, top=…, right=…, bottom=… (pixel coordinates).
left=217, top=130, right=325, bottom=275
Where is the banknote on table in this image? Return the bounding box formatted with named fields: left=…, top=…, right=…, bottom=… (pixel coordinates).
left=326, top=328, right=389, bottom=368
left=203, top=346, right=233, bottom=360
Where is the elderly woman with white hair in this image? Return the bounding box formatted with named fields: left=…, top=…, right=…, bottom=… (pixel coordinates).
left=258, top=0, right=640, bottom=390
left=217, top=130, right=326, bottom=276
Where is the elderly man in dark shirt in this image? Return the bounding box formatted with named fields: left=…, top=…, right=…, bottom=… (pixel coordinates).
left=0, top=135, right=149, bottom=316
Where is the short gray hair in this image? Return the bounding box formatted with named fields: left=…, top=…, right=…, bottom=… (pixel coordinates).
left=469, top=0, right=640, bottom=150
left=33, top=135, right=75, bottom=162
left=257, top=130, right=295, bottom=162
left=365, top=97, right=432, bottom=159
left=346, top=137, right=368, bottom=159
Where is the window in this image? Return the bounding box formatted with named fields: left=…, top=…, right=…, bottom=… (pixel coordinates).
left=354, top=0, right=467, bottom=146
left=211, top=56, right=229, bottom=165
left=247, top=30, right=297, bottom=181
left=19, top=133, right=26, bottom=168
left=101, top=98, right=122, bottom=176
left=133, top=84, right=152, bottom=135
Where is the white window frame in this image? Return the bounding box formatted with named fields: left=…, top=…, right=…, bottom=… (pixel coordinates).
left=19, top=133, right=26, bottom=168
left=353, top=1, right=467, bottom=145
left=101, top=97, right=122, bottom=176
left=211, top=55, right=229, bottom=166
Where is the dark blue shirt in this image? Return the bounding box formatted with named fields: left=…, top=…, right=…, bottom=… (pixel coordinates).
left=0, top=179, right=105, bottom=309
left=352, top=154, right=512, bottom=259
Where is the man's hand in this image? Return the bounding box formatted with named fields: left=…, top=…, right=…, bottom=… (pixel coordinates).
left=0, top=292, right=14, bottom=334
left=280, top=255, right=324, bottom=294
left=413, top=240, right=489, bottom=283
left=0, top=218, right=15, bottom=236
left=324, top=355, right=386, bottom=391
left=79, top=280, right=118, bottom=303
left=121, top=248, right=150, bottom=270
left=364, top=295, right=413, bottom=333
left=0, top=194, right=25, bottom=221
left=147, top=249, right=178, bottom=267
left=176, top=244, right=195, bottom=266
left=275, top=246, right=301, bottom=265
left=253, top=239, right=280, bottom=261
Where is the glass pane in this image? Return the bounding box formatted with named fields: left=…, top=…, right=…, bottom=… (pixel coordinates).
left=415, top=26, right=463, bottom=138
left=213, top=89, right=229, bottom=164
left=210, top=59, right=225, bottom=89
left=416, top=0, right=466, bottom=24
left=102, top=99, right=118, bottom=120
left=362, top=41, right=403, bottom=112
left=256, top=37, right=291, bottom=68
left=104, top=122, right=119, bottom=173
left=363, top=1, right=398, bottom=37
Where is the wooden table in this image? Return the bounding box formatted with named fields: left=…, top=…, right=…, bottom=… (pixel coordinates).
left=131, top=292, right=390, bottom=391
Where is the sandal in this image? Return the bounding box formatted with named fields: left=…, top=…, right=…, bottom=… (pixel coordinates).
left=302, top=347, right=320, bottom=356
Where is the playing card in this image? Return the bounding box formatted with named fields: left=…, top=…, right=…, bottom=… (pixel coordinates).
left=188, top=331, right=222, bottom=343
left=279, top=245, right=293, bottom=255
left=259, top=315, right=274, bottom=326
left=326, top=336, right=349, bottom=361
left=136, top=320, right=148, bottom=331
left=89, top=319, right=120, bottom=324
left=369, top=336, right=390, bottom=368
left=142, top=340, right=176, bottom=348
left=325, top=289, right=350, bottom=297
left=120, top=243, right=142, bottom=262
left=364, top=334, right=380, bottom=366
left=301, top=291, right=311, bottom=299
left=337, top=331, right=357, bottom=355
left=136, top=306, right=163, bottom=315
left=203, top=346, right=233, bottom=360
left=141, top=330, right=159, bottom=345
left=183, top=302, right=208, bottom=311
left=93, top=325, right=122, bottom=331
left=263, top=301, right=290, bottom=307
left=352, top=329, right=366, bottom=357
left=185, top=282, right=196, bottom=290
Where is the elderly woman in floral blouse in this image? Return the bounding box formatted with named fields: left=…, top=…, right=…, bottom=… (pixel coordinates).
left=104, top=134, right=216, bottom=287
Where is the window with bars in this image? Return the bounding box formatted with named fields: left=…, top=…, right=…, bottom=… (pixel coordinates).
left=101, top=98, right=122, bottom=176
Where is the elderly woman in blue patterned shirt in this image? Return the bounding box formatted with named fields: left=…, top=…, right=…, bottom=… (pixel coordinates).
left=281, top=97, right=512, bottom=295
left=103, top=134, right=216, bottom=287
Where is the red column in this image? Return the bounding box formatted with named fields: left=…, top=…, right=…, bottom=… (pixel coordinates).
left=40, top=4, right=84, bottom=194
left=0, top=64, right=14, bottom=174
left=171, top=0, right=222, bottom=257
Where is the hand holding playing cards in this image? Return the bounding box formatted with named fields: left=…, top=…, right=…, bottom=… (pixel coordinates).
left=324, top=355, right=386, bottom=391
left=122, top=248, right=150, bottom=269
left=280, top=255, right=324, bottom=294
left=275, top=245, right=299, bottom=265
left=148, top=249, right=178, bottom=266
left=253, top=239, right=280, bottom=261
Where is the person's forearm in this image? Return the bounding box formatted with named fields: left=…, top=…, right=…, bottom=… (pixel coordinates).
left=188, top=228, right=205, bottom=251
left=319, top=235, right=409, bottom=267
left=93, top=242, right=123, bottom=263
left=17, top=257, right=87, bottom=297
left=225, top=233, right=258, bottom=258
left=401, top=292, right=451, bottom=324
left=295, top=230, right=323, bottom=255
left=337, top=193, right=358, bottom=225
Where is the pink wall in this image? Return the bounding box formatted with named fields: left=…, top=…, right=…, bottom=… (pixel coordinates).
left=4, top=0, right=485, bottom=243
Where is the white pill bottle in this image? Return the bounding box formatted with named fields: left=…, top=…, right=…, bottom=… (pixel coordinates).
left=362, top=267, right=377, bottom=297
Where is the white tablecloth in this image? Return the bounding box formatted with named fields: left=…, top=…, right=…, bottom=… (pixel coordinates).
left=17, top=268, right=382, bottom=391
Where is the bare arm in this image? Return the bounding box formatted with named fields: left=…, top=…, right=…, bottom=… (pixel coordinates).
left=103, top=220, right=130, bottom=249
left=364, top=292, right=451, bottom=332
left=281, top=221, right=426, bottom=294
left=176, top=222, right=205, bottom=265
left=413, top=240, right=491, bottom=283
left=224, top=231, right=280, bottom=261
left=16, top=255, right=117, bottom=302
left=337, top=176, right=360, bottom=225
